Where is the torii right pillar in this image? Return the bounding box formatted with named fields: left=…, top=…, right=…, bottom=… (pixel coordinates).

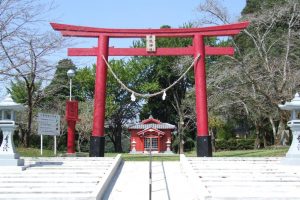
left=194, top=34, right=211, bottom=157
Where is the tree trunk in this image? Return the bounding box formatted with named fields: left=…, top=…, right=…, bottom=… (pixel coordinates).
left=254, top=121, right=261, bottom=149
left=114, top=132, right=123, bottom=153
left=77, top=134, right=81, bottom=152
left=210, top=128, right=216, bottom=152
left=113, top=123, right=123, bottom=153
left=178, top=117, right=184, bottom=154
left=276, top=118, right=286, bottom=145
left=263, top=132, right=267, bottom=148
left=25, top=96, right=33, bottom=148
left=269, top=116, right=276, bottom=145
left=179, top=136, right=184, bottom=154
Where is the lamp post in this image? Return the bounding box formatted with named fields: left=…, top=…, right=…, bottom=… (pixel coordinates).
left=67, top=69, right=75, bottom=101
left=66, top=69, right=77, bottom=155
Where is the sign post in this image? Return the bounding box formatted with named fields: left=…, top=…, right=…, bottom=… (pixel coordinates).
left=37, top=113, right=60, bottom=155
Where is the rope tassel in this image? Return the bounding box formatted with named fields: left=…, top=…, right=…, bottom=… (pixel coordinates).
left=131, top=92, right=136, bottom=101
left=162, top=91, right=166, bottom=100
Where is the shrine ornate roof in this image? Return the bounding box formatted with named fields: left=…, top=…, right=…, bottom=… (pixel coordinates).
left=128, top=116, right=176, bottom=130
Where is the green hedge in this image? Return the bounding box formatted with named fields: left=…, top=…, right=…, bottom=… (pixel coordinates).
left=215, top=139, right=255, bottom=151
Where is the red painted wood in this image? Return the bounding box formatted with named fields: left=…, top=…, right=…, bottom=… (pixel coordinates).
left=194, top=34, right=209, bottom=136
left=129, top=118, right=175, bottom=152
left=66, top=100, right=78, bottom=154
left=141, top=118, right=161, bottom=124
left=51, top=21, right=249, bottom=37
left=68, top=46, right=234, bottom=56
left=92, top=35, right=109, bottom=137
left=67, top=120, right=76, bottom=154
left=110, top=47, right=192, bottom=56
left=137, top=128, right=165, bottom=136
left=65, top=101, right=79, bottom=121
left=205, top=46, right=234, bottom=56
left=60, top=30, right=242, bottom=38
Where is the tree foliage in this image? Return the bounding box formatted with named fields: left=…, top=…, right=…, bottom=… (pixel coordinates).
left=194, top=0, right=300, bottom=148
left=1, top=0, right=65, bottom=147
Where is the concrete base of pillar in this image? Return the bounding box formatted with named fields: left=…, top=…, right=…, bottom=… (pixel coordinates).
left=197, top=136, right=212, bottom=157
left=90, top=136, right=105, bottom=157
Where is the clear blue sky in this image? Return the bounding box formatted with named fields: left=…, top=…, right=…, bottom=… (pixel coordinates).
left=51, top=0, right=245, bottom=29
left=0, top=0, right=246, bottom=97
left=49, top=0, right=246, bottom=65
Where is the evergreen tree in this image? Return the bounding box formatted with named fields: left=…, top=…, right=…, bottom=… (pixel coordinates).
left=44, top=59, right=77, bottom=102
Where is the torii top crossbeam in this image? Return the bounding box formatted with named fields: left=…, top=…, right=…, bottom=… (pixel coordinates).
left=51, top=22, right=248, bottom=37
left=51, top=22, right=249, bottom=157
left=51, top=22, right=248, bottom=57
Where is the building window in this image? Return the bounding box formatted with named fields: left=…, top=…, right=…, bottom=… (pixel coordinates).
left=144, top=138, right=158, bottom=150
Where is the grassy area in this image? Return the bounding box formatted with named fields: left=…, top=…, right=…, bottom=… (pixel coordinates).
left=105, top=153, right=179, bottom=161
left=17, top=148, right=179, bottom=161
left=17, top=147, right=59, bottom=157
left=185, top=146, right=289, bottom=157
left=18, top=146, right=289, bottom=160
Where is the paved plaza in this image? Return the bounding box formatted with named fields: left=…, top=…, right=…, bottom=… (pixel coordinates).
left=104, top=161, right=198, bottom=200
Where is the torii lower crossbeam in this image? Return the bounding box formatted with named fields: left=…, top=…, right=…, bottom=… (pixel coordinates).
left=51, top=22, right=249, bottom=157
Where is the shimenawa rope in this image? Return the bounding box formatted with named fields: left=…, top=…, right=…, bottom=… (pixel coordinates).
left=102, top=54, right=200, bottom=100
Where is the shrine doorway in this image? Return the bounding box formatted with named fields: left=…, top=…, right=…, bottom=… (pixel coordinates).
left=144, top=137, right=159, bottom=152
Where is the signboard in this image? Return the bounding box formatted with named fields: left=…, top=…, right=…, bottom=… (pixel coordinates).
left=37, top=113, right=60, bottom=136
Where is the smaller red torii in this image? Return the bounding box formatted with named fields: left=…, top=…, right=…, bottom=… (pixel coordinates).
left=51, top=21, right=249, bottom=157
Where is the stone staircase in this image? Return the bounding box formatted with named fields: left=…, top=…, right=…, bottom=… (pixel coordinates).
left=181, top=155, right=300, bottom=199
left=2, top=155, right=300, bottom=199
left=0, top=155, right=121, bottom=200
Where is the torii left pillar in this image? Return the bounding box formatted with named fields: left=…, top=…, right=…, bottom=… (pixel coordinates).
left=90, top=35, right=109, bottom=157
left=194, top=34, right=211, bottom=157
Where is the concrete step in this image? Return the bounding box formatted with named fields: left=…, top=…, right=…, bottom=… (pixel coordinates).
left=0, top=155, right=122, bottom=200
left=181, top=155, right=300, bottom=199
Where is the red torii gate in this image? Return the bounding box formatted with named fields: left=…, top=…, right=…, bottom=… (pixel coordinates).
left=51, top=22, right=249, bottom=157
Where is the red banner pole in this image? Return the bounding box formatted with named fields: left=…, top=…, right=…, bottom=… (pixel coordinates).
left=67, top=120, right=76, bottom=154
left=66, top=101, right=78, bottom=155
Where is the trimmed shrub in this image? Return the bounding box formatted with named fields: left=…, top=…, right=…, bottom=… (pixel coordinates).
left=215, top=139, right=255, bottom=151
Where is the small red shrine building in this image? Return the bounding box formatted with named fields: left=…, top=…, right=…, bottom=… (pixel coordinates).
left=128, top=116, right=175, bottom=153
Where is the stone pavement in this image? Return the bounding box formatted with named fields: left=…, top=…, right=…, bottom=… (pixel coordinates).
left=104, top=161, right=199, bottom=200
